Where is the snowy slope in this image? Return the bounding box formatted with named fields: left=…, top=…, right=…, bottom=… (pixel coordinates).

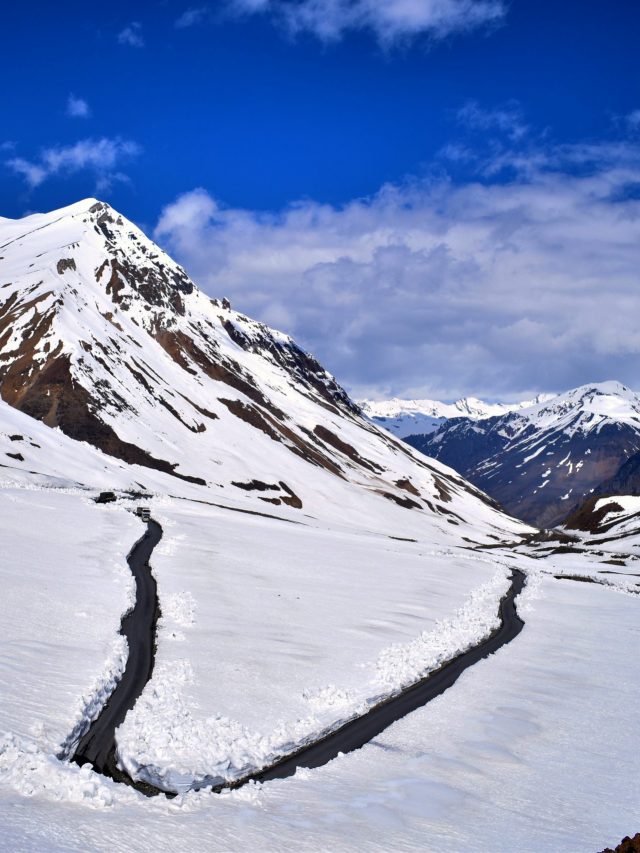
left=360, top=394, right=554, bottom=438
left=408, top=381, right=640, bottom=527
left=565, top=491, right=640, bottom=543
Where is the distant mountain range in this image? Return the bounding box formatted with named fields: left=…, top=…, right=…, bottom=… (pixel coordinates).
left=360, top=395, right=555, bottom=438
left=394, top=382, right=640, bottom=528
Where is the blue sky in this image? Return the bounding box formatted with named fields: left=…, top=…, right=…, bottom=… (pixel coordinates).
left=2, top=0, right=640, bottom=399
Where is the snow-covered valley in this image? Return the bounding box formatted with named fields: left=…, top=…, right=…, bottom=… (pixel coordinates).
left=0, top=199, right=638, bottom=852
left=0, top=490, right=640, bottom=851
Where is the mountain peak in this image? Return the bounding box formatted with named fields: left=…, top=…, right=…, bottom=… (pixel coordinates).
left=0, top=197, right=367, bottom=484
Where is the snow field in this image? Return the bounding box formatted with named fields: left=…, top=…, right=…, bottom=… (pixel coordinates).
left=0, top=489, right=140, bottom=760
left=1, top=573, right=638, bottom=853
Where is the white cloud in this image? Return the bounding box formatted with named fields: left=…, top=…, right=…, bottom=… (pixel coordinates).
left=118, top=22, right=144, bottom=47
left=6, top=138, right=140, bottom=190
left=6, top=158, right=47, bottom=188
left=175, top=6, right=209, bottom=28
left=66, top=94, right=90, bottom=119
left=227, top=0, right=506, bottom=45
left=456, top=100, right=529, bottom=141
left=154, top=138, right=640, bottom=400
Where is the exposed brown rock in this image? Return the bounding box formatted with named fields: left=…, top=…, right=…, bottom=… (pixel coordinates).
left=564, top=495, right=625, bottom=533
left=275, top=420, right=343, bottom=476
left=0, top=351, right=205, bottom=485
left=232, top=479, right=280, bottom=492
left=158, top=397, right=206, bottom=433
left=378, top=491, right=422, bottom=510
left=219, top=398, right=282, bottom=442
left=220, top=398, right=342, bottom=476
left=56, top=258, right=76, bottom=275
left=176, top=392, right=219, bottom=421
left=314, top=424, right=383, bottom=474
left=279, top=481, right=303, bottom=509
left=95, top=260, right=109, bottom=281
left=219, top=315, right=356, bottom=416
left=601, top=832, right=640, bottom=852
left=395, top=478, right=420, bottom=496
left=106, top=260, right=127, bottom=304
left=101, top=311, right=124, bottom=331
left=153, top=329, right=197, bottom=375
left=433, top=475, right=453, bottom=503
left=155, top=328, right=284, bottom=417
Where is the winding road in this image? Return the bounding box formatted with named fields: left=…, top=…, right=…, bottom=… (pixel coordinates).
left=234, top=568, right=526, bottom=789
left=72, top=520, right=162, bottom=785
left=71, top=517, right=526, bottom=796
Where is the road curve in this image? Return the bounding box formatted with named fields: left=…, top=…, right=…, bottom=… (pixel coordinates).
left=72, top=520, right=162, bottom=784
left=72, top=528, right=525, bottom=798
left=227, top=568, right=526, bottom=790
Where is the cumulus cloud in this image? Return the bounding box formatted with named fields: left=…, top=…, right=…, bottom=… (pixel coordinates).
left=175, top=6, right=209, bottom=28
left=118, top=22, right=144, bottom=47
left=154, top=136, right=640, bottom=400
left=6, top=138, right=140, bottom=190
left=66, top=94, right=90, bottom=119
left=227, top=0, right=506, bottom=45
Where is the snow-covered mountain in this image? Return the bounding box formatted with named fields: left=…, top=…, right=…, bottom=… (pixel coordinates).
left=360, top=395, right=555, bottom=438
left=0, top=198, right=528, bottom=537
left=406, top=382, right=640, bottom=528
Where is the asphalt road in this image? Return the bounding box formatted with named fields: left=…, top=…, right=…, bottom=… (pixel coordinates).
left=235, top=568, right=527, bottom=789
left=73, top=520, right=162, bottom=777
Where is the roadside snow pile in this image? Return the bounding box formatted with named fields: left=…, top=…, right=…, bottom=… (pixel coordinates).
left=58, top=633, right=130, bottom=760
left=0, top=733, right=124, bottom=809
left=373, top=564, right=511, bottom=690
